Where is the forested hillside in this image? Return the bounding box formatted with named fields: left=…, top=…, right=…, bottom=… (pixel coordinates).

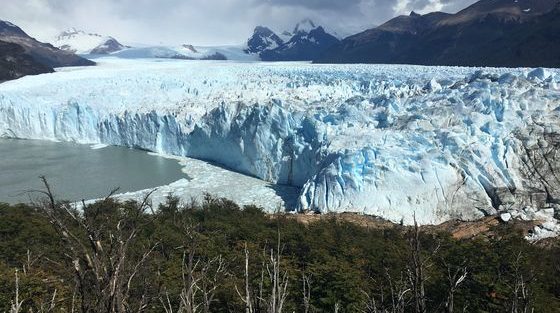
left=1, top=189, right=559, bottom=312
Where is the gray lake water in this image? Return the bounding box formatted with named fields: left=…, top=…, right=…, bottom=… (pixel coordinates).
left=0, top=139, right=186, bottom=204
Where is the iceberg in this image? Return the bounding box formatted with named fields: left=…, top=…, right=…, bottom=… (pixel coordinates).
left=1, top=58, right=559, bottom=225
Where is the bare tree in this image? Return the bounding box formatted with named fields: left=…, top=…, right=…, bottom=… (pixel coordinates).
left=158, top=212, right=227, bottom=313
left=376, top=268, right=411, bottom=313
left=262, top=227, right=290, bottom=313
left=442, top=260, right=468, bottom=313
left=9, top=269, right=23, bottom=313
left=360, top=289, right=378, bottom=313
left=172, top=252, right=228, bottom=313
left=236, top=243, right=254, bottom=313
left=22, top=249, right=37, bottom=275
left=302, top=273, right=312, bottom=313
left=406, top=214, right=439, bottom=313
left=179, top=249, right=201, bottom=313
left=37, top=289, right=58, bottom=313
left=8, top=255, right=62, bottom=313
left=160, top=292, right=176, bottom=313
left=407, top=216, right=427, bottom=313
left=507, top=252, right=535, bottom=313
left=236, top=227, right=290, bottom=313
left=199, top=255, right=227, bottom=313
left=34, top=176, right=158, bottom=313
left=265, top=247, right=289, bottom=313
left=387, top=270, right=412, bottom=313
left=334, top=302, right=341, bottom=313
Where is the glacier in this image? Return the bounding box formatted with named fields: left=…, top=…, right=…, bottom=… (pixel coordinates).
left=1, top=57, right=560, bottom=226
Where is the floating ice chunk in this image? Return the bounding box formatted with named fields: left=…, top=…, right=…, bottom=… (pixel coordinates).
left=90, top=143, right=109, bottom=150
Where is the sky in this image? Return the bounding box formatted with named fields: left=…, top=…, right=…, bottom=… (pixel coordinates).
left=0, top=0, right=478, bottom=46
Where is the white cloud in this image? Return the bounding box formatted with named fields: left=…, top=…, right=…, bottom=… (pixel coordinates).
left=0, top=0, right=478, bottom=46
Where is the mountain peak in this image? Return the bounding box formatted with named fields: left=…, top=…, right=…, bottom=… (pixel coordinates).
left=0, top=20, right=18, bottom=28
left=293, top=19, right=317, bottom=34
left=0, top=20, right=27, bottom=36
left=253, top=26, right=276, bottom=36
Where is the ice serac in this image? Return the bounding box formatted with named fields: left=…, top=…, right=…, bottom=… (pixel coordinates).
left=186, top=102, right=322, bottom=186
left=1, top=59, right=559, bottom=226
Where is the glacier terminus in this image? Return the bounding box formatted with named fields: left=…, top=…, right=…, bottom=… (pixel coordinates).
left=1, top=58, right=560, bottom=233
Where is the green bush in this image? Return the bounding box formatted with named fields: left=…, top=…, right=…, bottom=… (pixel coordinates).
left=0, top=198, right=558, bottom=312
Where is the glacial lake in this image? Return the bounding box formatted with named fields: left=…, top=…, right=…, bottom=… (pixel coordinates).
left=0, top=139, right=186, bottom=204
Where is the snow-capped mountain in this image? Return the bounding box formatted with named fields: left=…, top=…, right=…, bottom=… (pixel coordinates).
left=245, top=19, right=340, bottom=61
left=261, top=25, right=340, bottom=61
left=53, top=28, right=126, bottom=54
left=50, top=28, right=255, bottom=61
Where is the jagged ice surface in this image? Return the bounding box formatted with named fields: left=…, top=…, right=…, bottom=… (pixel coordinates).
left=1, top=58, right=560, bottom=225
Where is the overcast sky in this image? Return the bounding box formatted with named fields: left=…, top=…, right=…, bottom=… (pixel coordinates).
left=0, top=0, right=477, bottom=46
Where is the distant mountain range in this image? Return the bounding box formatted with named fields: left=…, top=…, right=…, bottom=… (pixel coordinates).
left=246, top=19, right=340, bottom=61
left=2, top=0, right=560, bottom=83
left=316, top=0, right=560, bottom=67
left=51, top=28, right=254, bottom=61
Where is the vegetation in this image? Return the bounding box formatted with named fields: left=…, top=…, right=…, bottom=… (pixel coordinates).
left=0, top=185, right=559, bottom=312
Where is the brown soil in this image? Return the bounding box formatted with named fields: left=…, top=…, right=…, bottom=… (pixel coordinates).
left=278, top=213, right=543, bottom=241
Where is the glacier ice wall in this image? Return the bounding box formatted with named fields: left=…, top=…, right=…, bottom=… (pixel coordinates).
left=1, top=59, right=559, bottom=225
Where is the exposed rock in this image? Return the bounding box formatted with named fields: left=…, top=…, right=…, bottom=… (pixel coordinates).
left=0, top=40, right=53, bottom=82
left=182, top=44, right=198, bottom=53
left=90, top=38, right=126, bottom=54
left=495, top=187, right=548, bottom=209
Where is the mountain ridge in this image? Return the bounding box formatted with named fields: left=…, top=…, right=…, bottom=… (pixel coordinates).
left=316, top=0, right=560, bottom=67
